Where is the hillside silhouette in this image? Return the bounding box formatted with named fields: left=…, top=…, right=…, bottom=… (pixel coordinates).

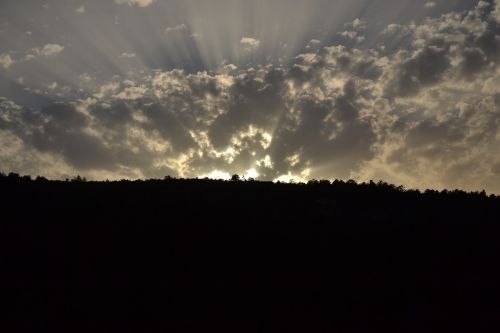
left=2, top=172, right=500, bottom=332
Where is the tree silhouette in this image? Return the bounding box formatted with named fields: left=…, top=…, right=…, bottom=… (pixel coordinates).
left=1, top=172, right=500, bottom=332
left=71, top=175, right=87, bottom=182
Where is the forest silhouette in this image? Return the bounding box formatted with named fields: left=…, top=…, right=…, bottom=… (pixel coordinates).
left=2, top=172, right=500, bottom=332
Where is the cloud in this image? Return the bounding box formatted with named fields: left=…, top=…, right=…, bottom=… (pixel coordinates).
left=39, top=44, right=65, bottom=57
left=425, top=2, right=436, bottom=9
left=347, top=18, right=366, bottom=31
left=0, top=48, right=379, bottom=181
left=190, top=32, right=202, bottom=41
left=382, top=23, right=410, bottom=36
left=337, top=19, right=367, bottom=45
left=2, top=1, right=500, bottom=193
left=383, top=46, right=451, bottom=97
left=0, top=54, right=13, bottom=69
left=339, top=30, right=365, bottom=44
left=76, top=5, right=85, bottom=14
left=115, top=0, right=156, bottom=8
left=0, top=99, right=114, bottom=173
left=494, top=0, right=500, bottom=22
left=165, top=24, right=187, bottom=34
left=119, top=52, right=136, bottom=59
left=28, top=44, right=65, bottom=59
left=240, top=37, right=261, bottom=52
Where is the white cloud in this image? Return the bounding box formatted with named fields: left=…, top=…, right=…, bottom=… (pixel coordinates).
left=191, top=33, right=202, bottom=41
left=28, top=44, right=65, bottom=59
left=339, top=30, right=365, bottom=43
left=0, top=54, right=13, bottom=69
left=339, top=19, right=367, bottom=43
left=165, top=24, right=187, bottom=34
left=306, top=39, right=321, bottom=50
left=382, top=23, right=410, bottom=36
left=114, top=85, right=148, bottom=100
left=348, top=18, right=366, bottom=31
left=76, top=5, right=85, bottom=14
left=119, top=52, right=137, bottom=59
left=425, top=2, right=436, bottom=9
left=93, top=82, right=120, bottom=99
left=42, top=44, right=65, bottom=57
left=115, top=0, right=156, bottom=8
left=240, top=37, right=261, bottom=51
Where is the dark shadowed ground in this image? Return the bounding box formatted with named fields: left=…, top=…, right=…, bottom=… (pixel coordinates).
left=2, top=173, right=500, bottom=332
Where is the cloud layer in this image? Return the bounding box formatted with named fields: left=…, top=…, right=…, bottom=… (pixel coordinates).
left=1, top=1, right=500, bottom=193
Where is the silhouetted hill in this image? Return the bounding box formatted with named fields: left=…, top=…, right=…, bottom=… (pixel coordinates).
left=2, top=173, right=500, bottom=332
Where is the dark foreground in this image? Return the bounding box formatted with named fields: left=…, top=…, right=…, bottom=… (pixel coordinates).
left=2, top=174, right=500, bottom=332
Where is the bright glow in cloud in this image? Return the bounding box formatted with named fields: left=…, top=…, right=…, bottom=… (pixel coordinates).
left=202, top=170, right=232, bottom=180
left=274, top=172, right=308, bottom=184
left=244, top=168, right=259, bottom=179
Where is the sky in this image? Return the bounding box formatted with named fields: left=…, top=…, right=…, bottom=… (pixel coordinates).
left=1, top=0, right=500, bottom=193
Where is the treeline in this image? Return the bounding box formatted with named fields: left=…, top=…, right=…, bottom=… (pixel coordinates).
left=2, top=171, right=500, bottom=332
left=0, top=170, right=496, bottom=200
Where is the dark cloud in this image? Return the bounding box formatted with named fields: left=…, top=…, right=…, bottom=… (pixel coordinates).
left=208, top=67, right=287, bottom=149
left=140, top=102, right=197, bottom=153
left=460, top=47, right=489, bottom=79
left=384, top=46, right=451, bottom=97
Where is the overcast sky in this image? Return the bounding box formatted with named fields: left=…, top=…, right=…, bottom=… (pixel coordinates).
left=1, top=0, right=500, bottom=192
